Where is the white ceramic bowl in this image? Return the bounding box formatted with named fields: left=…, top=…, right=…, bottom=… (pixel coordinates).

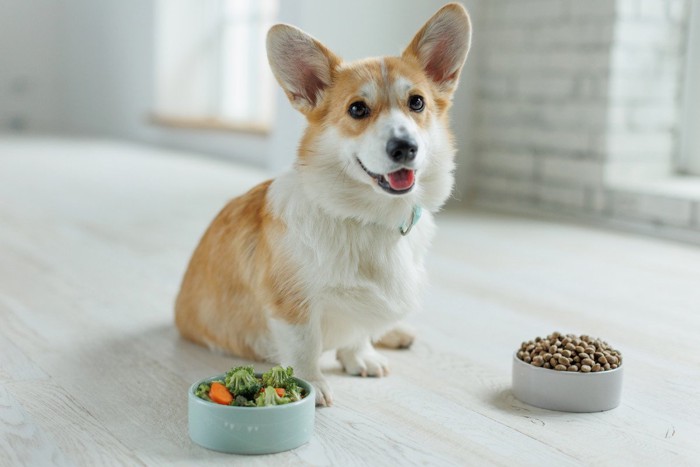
left=511, top=352, right=623, bottom=412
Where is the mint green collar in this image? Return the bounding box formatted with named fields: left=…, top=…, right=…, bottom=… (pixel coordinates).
left=399, top=205, right=423, bottom=236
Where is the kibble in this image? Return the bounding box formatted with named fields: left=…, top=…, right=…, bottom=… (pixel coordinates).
left=517, top=332, right=622, bottom=373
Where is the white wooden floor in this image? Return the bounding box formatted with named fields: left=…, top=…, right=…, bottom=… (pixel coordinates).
left=1, top=138, right=699, bottom=466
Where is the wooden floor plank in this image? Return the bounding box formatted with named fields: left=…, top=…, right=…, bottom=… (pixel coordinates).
left=0, top=383, right=72, bottom=467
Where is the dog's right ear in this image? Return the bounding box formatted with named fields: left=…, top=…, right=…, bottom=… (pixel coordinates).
left=267, top=24, right=341, bottom=114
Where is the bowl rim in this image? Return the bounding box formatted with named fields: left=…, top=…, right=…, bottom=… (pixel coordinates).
left=512, top=351, right=623, bottom=376
left=189, top=373, right=316, bottom=411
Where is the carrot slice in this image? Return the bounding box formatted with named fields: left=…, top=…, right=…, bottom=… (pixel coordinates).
left=209, top=382, right=233, bottom=405
left=275, top=388, right=286, bottom=397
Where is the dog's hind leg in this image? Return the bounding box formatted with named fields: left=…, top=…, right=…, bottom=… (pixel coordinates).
left=374, top=322, right=416, bottom=349
left=337, top=338, right=390, bottom=377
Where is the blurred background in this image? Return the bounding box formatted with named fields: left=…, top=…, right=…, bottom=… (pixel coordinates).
left=2, top=0, right=699, bottom=244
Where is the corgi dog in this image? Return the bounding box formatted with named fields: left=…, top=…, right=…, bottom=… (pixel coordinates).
left=175, top=3, right=471, bottom=406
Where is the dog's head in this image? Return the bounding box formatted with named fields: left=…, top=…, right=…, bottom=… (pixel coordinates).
left=267, top=3, right=471, bottom=226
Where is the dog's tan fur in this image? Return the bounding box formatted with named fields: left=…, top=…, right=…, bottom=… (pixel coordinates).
left=175, top=181, right=310, bottom=360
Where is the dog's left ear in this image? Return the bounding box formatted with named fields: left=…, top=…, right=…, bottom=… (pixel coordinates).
left=402, top=3, right=472, bottom=96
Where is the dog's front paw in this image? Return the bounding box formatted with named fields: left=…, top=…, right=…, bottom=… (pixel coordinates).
left=337, top=347, right=389, bottom=377
left=308, top=378, right=334, bottom=407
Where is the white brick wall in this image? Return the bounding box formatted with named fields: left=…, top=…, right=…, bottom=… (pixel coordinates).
left=536, top=184, right=588, bottom=210
left=475, top=151, right=535, bottom=178
left=540, top=158, right=603, bottom=185
left=608, top=191, right=694, bottom=227
left=605, top=0, right=689, bottom=181
left=470, top=0, right=697, bottom=243
left=692, top=202, right=700, bottom=229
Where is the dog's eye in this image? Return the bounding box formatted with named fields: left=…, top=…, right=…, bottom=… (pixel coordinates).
left=348, top=101, right=370, bottom=119
left=408, top=95, right=425, bottom=112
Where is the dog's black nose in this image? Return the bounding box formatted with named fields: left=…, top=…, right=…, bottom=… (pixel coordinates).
left=386, top=137, right=417, bottom=163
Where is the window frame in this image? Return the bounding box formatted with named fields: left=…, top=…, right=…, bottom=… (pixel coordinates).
left=153, top=0, right=277, bottom=134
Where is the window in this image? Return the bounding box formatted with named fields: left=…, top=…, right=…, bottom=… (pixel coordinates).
left=680, top=0, right=700, bottom=175
left=154, top=0, right=278, bottom=133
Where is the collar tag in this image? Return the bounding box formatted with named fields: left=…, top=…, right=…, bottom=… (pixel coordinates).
left=399, top=205, right=423, bottom=236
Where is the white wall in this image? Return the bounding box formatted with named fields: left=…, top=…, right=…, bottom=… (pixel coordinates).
left=0, top=0, right=62, bottom=132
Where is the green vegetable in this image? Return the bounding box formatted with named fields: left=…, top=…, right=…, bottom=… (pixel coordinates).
left=256, top=386, right=291, bottom=406
left=285, top=385, right=303, bottom=402
left=195, top=365, right=306, bottom=406
left=195, top=383, right=212, bottom=401
left=224, top=366, right=262, bottom=399
left=261, top=365, right=303, bottom=402
left=261, top=366, right=294, bottom=389
left=234, top=395, right=256, bottom=407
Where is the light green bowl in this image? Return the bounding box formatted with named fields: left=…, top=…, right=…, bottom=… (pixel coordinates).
left=188, top=374, right=315, bottom=454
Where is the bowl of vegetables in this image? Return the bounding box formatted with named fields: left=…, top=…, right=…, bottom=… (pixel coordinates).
left=188, top=365, right=315, bottom=454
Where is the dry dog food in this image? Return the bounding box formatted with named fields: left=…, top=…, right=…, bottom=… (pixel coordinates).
left=517, top=332, right=622, bottom=373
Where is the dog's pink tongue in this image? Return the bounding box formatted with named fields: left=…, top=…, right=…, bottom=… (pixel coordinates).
left=386, top=169, right=415, bottom=191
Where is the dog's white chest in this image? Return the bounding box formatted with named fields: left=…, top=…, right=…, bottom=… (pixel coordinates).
left=268, top=172, right=435, bottom=346
left=300, top=209, right=432, bottom=342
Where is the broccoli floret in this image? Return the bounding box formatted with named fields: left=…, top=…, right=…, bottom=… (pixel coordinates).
left=261, top=365, right=295, bottom=389
left=195, top=382, right=212, bottom=401
left=285, top=385, right=304, bottom=402
left=261, top=365, right=305, bottom=401
left=256, top=386, right=291, bottom=406
left=233, top=395, right=257, bottom=407
left=224, top=366, right=262, bottom=399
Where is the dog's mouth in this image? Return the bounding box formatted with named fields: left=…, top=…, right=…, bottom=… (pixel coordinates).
left=356, top=158, right=415, bottom=195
